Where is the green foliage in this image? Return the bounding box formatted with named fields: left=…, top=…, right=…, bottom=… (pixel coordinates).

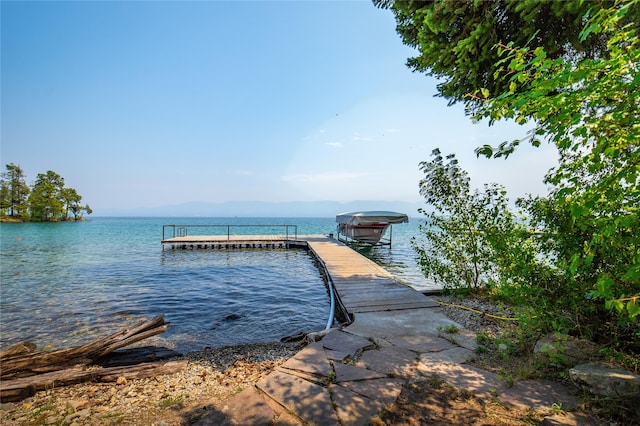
left=373, top=0, right=638, bottom=108
left=29, top=170, right=66, bottom=222
left=471, top=0, right=639, bottom=327
left=444, top=324, right=460, bottom=334
left=0, top=164, right=91, bottom=222
left=61, top=187, right=92, bottom=220
left=0, top=163, right=31, bottom=219
left=475, top=344, right=489, bottom=355
left=413, top=149, right=536, bottom=290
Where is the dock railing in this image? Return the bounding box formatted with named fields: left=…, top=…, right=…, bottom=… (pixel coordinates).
left=162, top=224, right=298, bottom=241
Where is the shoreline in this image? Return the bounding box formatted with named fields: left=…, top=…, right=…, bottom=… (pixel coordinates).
left=1, top=295, right=616, bottom=425
left=0, top=295, right=515, bottom=425
left=1, top=340, right=304, bottom=425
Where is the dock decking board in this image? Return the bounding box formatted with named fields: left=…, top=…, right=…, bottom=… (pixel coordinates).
left=304, top=238, right=436, bottom=314
left=162, top=235, right=436, bottom=315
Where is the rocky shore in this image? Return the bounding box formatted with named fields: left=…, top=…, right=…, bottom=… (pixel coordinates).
left=0, top=342, right=303, bottom=425
left=434, top=294, right=517, bottom=338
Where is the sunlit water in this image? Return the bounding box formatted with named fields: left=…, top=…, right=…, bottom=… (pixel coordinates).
left=0, top=217, right=436, bottom=353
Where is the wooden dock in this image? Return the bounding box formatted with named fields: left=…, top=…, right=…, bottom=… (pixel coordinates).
left=162, top=234, right=436, bottom=320
left=161, top=235, right=309, bottom=250
left=304, top=237, right=437, bottom=315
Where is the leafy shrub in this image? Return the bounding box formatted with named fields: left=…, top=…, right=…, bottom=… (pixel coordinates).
left=413, top=149, right=538, bottom=291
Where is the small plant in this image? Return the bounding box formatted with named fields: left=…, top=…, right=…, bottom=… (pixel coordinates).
left=30, top=402, right=56, bottom=418
left=476, top=332, right=493, bottom=346
left=158, top=393, right=185, bottom=409
left=599, top=346, right=640, bottom=373
left=444, top=324, right=460, bottom=334
left=327, top=370, right=336, bottom=384
left=498, top=368, right=515, bottom=388
left=475, top=344, right=488, bottom=354
left=551, top=402, right=564, bottom=415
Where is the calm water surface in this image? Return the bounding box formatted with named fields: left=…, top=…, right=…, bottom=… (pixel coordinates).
left=0, top=217, right=436, bottom=353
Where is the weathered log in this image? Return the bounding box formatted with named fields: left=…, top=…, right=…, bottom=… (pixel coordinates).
left=95, top=346, right=182, bottom=368
left=0, top=316, right=168, bottom=379
left=0, top=360, right=188, bottom=402
left=0, top=341, right=37, bottom=359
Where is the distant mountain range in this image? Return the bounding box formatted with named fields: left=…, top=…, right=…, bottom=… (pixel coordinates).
left=94, top=200, right=424, bottom=218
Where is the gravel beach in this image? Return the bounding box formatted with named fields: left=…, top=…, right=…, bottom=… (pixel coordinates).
left=0, top=341, right=303, bottom=425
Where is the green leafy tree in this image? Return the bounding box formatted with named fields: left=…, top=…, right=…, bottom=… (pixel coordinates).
left=0, top=181, right=10, bottom=215
left=61, top=187, right=92, bottom=220
left=0, top=163, right=31, bottom=219
left=472, top=0, right=639, bottom=324
left=413, top=149, right=535, bottom=290
left=374, top=0, right=638, bottom=109
left=28, top=170, right=66, bottom=222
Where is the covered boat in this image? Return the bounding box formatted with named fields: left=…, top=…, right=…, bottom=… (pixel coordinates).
left=335, top=211, right=409, bottom=245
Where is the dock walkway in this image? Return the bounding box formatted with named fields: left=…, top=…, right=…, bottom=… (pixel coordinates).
left=304, top=236, right=436, bottom=314
left=170, top=235, right=582, bottom=425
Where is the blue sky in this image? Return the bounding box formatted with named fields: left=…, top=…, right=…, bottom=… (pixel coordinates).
left=1, top=1, right=557, bottom=214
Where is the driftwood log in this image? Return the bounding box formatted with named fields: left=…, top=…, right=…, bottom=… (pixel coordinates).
left=0, top=316, right=186, bottom=402
left=0, top=341, right=37, bottom=359
left=1, top=316, right=168, bottom=379
left=0, top=361, right=187, bottom=402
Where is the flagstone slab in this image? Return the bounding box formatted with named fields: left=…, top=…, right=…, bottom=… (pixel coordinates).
left=196, top=386, right=274, bottom=426
left=498, top=380, right=579, bottom=411
left=416, top=361, right=505, bottom=399
left=419, top=347, right=476, bottom=365
left=356, top=345, right=418, bottom=379
left=324, top=348, right=350, bottom=362
left=272, top=411, right=304, bottom=426
left=279, top=342, right=332, bottom=378
left=336, top=377, right=405, bottom=406
left=321, top=330, right=373, bottom=355
left=345, top=309, right=462, bottom=338
left=385, top=333, right=456, bottom=353
left=541, top=412, right=600, bottom=426
left=332, top=362, right=387, bottom=383
left=276, top=366, right=326, bottom=383
left=446, top=328, right=479, bottom=351
left=257, top=371, right=339, bottom=425
left=329, top=384, right=385, bottom=426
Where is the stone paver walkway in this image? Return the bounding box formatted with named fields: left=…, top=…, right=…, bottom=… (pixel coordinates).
left=197, top=308, right=586, bottom=425
left=195, top=237, right=587, bottom=426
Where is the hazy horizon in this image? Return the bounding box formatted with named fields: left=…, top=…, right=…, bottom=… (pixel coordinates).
left=89, top=199, right=425, bottom=218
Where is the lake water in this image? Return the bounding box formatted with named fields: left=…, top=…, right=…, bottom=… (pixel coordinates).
left=0, top=217, right=436, bottom=353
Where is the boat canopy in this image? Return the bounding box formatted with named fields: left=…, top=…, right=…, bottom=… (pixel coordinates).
left=335, top=211, right=409, bottom=226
